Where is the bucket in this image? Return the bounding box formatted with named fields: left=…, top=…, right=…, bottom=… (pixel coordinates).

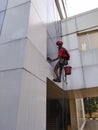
left=64, top=66, right=72, bottom=75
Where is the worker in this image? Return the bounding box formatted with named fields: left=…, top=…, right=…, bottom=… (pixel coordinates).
left=48, top=40, right=70, bottom=82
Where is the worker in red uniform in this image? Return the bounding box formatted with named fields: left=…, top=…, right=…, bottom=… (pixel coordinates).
left=48, top=40, right=70, bottom=82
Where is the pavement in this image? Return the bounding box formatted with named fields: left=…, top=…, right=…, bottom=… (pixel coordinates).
left=83, top=120, right=98, bottom=130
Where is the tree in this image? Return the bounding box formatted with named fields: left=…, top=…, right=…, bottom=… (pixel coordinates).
left=84, top=97, right=98, bottom=118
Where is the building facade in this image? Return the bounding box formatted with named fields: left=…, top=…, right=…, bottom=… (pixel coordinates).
left=0, top=0, right=98, bottom=130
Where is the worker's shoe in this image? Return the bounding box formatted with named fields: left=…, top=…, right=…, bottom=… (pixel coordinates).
left=53, top=78, right=61, bottom=82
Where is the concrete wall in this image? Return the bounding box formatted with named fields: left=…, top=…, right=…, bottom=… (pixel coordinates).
left=0, top=0, right=59, bottom=130
left=62, top=8, right=98, bottom=90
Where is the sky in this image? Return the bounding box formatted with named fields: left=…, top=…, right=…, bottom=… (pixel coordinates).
left=66, top=0, right=98, bottom=17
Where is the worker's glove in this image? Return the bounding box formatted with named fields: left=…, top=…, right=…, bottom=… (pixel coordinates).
left=47, top=57, right=52, bottom=62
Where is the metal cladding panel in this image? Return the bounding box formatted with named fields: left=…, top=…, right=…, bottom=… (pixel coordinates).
left=24, top=39, right=53, bottom=82
left=76, top=9, right=98, bottom=31
left=62, top=18, right=77, bottom=35
left=27, top=3, right=47, bottom=57
left=7, top=0, right=30, bottom=8
left=64, top=67, right=84, bottom=90
left=62, top=34, right=79, bottom=50
left=47, top=0, right=61, bottom=67
left=69, top=50, right=82, bottom=68
left=0, top=3, right=30, bottom=44
left=0, top=39, right=26, bottom=71
left=81, top=49, right=98, bottom=66
left=47, top=38, right=58, bottom=56
left=0, top=12, right=5, bottom=34
left=16, top=70, right=46, bottom=130
left=0, top=69, right=22, bottom=130
left=0, top=0, right=7, bottom=11
left=83, top=65, right=98, bottom=88
left=31, top=0, right=47, bottom=24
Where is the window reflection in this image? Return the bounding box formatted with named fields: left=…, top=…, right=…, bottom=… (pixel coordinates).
left=78, top=30, right=98, bottom=51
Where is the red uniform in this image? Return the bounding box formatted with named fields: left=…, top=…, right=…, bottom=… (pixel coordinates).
left=58, top=47, right=70, bottom=60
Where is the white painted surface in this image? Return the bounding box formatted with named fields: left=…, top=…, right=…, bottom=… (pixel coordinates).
left=47, top=0, right=60, bottom=22
left=0, top=39, right=26, bottom=70
left=0, top=38, right=53, bottom=81
left=62, top=34, right=79, bottom=50
left=81, top=49, right=98, bottom=66
left=7, top=0, right=30, bottom=8
left=65, top=68, right=84, bottom=90
left=69, top=50, right=82, bottom=68
left=0, top=0, right=7, bottom=11
left=76, top=9, right=98, bottom=31
left=83, top=65, right=98, bottom=88
left=24, top=39, right=53, bottom=82
left=47, top=37, right=58, bottom=56
left=47, top=0, right=61, bottom=60
left=0, top=0, right=57, bottom=130
left=62, top=8, right=98, bottom=90
left=62, top=9, right=98, bottom=35
left=16, top=70, right=46, bottom=130
left=27, top=3, right=47, bottom=57
left=0, top=69, right=22, bottom=130
left=0, top=3, right=30, bottom=44
left=48, top=22, right=58, bottom=38
left=0, top=12, right=5, bottom=33
left=62, top=18, right=76, bottom=35
left=31, top=0, right=47, bottom=24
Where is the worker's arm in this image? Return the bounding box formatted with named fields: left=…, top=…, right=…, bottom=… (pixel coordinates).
left=50, top=57, right=59, bottom=62
left=47, top=57, right=59, bottom=62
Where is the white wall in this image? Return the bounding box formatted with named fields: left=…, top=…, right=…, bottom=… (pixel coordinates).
left=0, top=0, right=8, bottom=11
left=0, top=69, right=22, bottom=130
left=0, top=2, right=30, bottom=44
left=62, top=8, right=98, bottom=90
left=0, top=0, right=55, bottom=130
left=47, top=0, right=61, bottom=60
left=27, top=1, right=47, bottom=58
left=76, top=9, right=98, bottom=31
left=16, top=70, right=46, bottom=130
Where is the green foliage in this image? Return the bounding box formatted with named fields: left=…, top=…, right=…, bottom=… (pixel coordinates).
left=84, top=97, right=98, bottom=118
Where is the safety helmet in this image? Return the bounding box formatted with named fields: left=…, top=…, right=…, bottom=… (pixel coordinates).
left=56, top=40, right=63, bottom=45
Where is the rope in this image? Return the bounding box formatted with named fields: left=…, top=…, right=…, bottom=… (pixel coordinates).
left=53, top=0, right=61, bottom=40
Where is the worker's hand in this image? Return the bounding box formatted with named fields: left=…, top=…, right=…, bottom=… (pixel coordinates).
left=47, top=57, right=52, bottom=62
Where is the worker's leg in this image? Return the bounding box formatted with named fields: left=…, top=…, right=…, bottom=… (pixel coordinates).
left=53, top=62, right=61, bottom=82
left=54, top=61, right=59, bottom=78
left=58, top=58, right=68, bottom=79
left=58, top=65, right=63, bottom=80
left=53, top=63, right=63, bottom=82
left=53, top=66, right=62, bottom=82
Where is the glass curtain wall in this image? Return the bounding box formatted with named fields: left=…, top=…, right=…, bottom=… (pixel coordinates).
left=78, top=30, right=98, bottom=51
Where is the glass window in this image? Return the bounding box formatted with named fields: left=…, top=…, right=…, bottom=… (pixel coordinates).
left=78, top=30, right=98, bottom=51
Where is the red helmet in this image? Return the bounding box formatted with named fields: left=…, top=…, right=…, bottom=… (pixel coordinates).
left=56, top=40, right=63, bottom=45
